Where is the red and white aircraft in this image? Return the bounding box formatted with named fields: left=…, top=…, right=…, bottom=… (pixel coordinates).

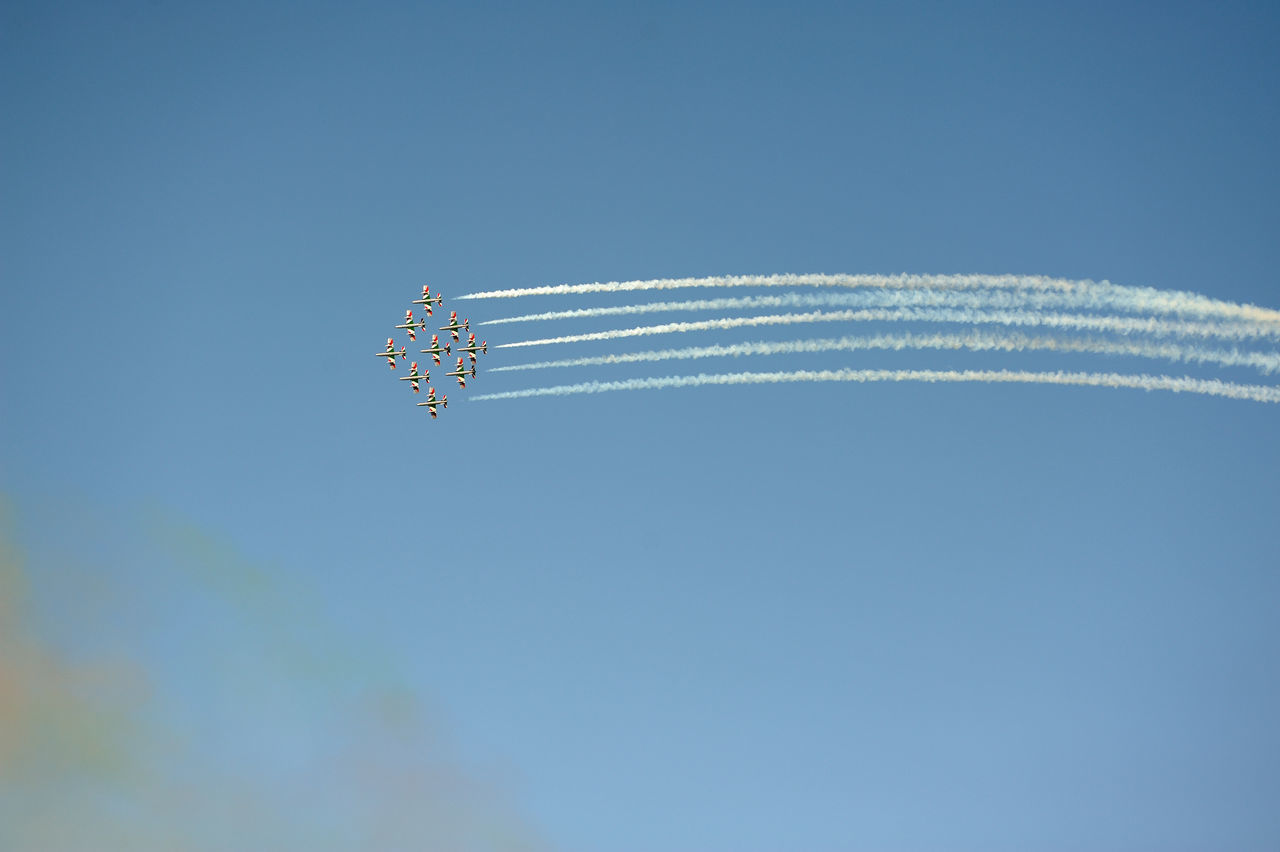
left=439, top=311, right=469, bottom=341
left=445, top=356, right=476, bottom=388
left=419, top=334, right=452, bottom=365
left=412, top=285, right=444, bottom=315
left=397, top=362, right=430, bottom=393
left=458, top=333, right=487, bottom=363
left=394, top=310, right=427, bottom=341
left=416, top=386, right=447, bottom=418
left=376, top=337, right=407, bottom=368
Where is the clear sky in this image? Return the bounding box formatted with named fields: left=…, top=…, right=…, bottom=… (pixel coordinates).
left=3, top=2, right=1279, bottom=850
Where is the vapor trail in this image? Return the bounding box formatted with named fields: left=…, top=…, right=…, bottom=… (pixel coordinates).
left=470, top=369, right=1280, bottom=404
left=458, top=274, right=1280, bottom=325
left=490, top=331, right=1280, bottom=375
left=479, top=290, right=1280, bottom=328
left=497, top=309, right=1279, bottom=348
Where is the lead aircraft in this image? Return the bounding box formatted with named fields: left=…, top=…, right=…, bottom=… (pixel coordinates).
left=439, top=311, right=469, bottom=341
left=412, top=285, right=444, bottom=315
left=377, top=337, right=407, bottom=368
left=458, top=333, right=487, bottom=363
left=397, top=362, right=429, bottom=392
left=419, top=334, right=451, bottom=364
left=445, top=357, right=476, bottom=388
left=394, top=310, right=427, bottom=341
left=416, top=386, right=447, bottom=418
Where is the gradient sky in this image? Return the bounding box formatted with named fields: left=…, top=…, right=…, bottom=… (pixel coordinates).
left=3, top=2, right=1280, bottom=850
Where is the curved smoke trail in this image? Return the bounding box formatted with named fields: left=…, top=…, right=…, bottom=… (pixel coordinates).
left=480, top=290, right=1280, bottom=327
left=471, top=369, right=1280, bottom=404
left=498, top=308, right=1280, bottom=348
left=490, top=331, right=1280, bottom=375
left=459, top=274, right=1280, bottom=326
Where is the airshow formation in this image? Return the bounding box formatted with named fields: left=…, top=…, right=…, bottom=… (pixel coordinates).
left=376, top=285, right=487, bottom=418
left=378, top=275, right=1280, bottom=414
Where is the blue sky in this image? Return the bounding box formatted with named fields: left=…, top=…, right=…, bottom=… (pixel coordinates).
left=3, top=2, right=1279, bottom=850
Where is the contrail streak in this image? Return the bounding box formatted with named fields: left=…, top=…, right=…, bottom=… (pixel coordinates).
left=458, top=274, right=1280, bottom=325
left=490, top=331, right=1280, bottom=375
left=470, top=369, right=1280, bottom=404
left=479, top=290, right=1280, bottom=327
left=497, top=309, right=1279, bottom=348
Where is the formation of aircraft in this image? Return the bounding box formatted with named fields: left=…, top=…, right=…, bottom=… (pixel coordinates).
left=458, top=333, right=487, bottom=363
left=439, top=311, right=469, bottom=341
left=420, top=334, right=451, bottom=365
left=378, top=284, right=487, bottom=419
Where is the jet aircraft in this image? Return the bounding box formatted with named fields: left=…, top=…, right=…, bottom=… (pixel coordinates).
left=458, top=333, right=487, bottom=363
left=412, top=285, right=444, bottom=315
left=419, top=334, right=452, bottom=365
left=377, top=337, right=407, bottom=368
left=439, top=311, right=469, bottom=341
left=394, top=310, right=427, bottom=341
left=397, top=362, right=430, bottom=393
left=416, top=386, right=447, bottom=418
left=445, top=356, right=476, bottom=388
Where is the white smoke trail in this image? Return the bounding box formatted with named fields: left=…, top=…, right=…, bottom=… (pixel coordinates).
left=471, top=369, right=1280, bottom=404
left=458, top=274, right=1280, bottom=325
left=490, top=331, right=1280, bottom=375
left=479, top=290, right=1280, bottom=327
left=498, top=308, right=1280, bottom=348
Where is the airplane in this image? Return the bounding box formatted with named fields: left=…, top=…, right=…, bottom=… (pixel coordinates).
left=412, top=285, right=444, bottom=315
left=439, top=311, right=469, bottom=341
left=394, top=310, right=427, bottom=341
left=419, top=334, right=452, bottom=365
left=458, top=333, right=487, bottom=363
left=416, top=386, right=447, bottom=418
left=445, top=356, right=476, bottom=388
left=397, top=361, right=430, bottom=393
left=376, top=337, right=407, bottom=368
